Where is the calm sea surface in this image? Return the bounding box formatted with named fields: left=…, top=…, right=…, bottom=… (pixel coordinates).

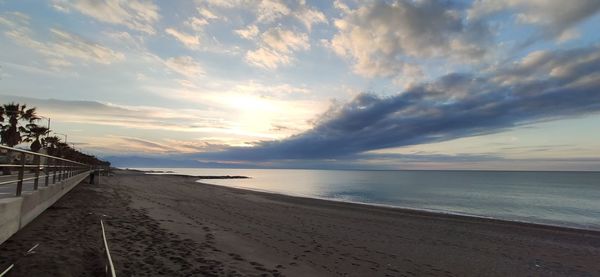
left=137, top=168, right=600, bottom=230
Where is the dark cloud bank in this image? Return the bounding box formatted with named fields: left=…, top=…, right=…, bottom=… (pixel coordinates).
left=178, top=45, right=600, bottom=164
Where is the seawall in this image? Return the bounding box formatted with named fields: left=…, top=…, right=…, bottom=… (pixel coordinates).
left=0, top=171, right=90, bottom=245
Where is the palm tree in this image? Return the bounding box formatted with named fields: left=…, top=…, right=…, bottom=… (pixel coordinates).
left=0, top=103, right=39, bottom=147
left=0, top=106, right=4, bottom=131
left=44, top=136, right=60, bottom=147
left=55, top=142, right=71, bottom=158
left=26, top=124, right=49, bottom=152
left=44, top=136, right=61, bottom=156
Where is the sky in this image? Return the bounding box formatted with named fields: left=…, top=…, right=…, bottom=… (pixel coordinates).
left=0, top=0, right=599, bottom=170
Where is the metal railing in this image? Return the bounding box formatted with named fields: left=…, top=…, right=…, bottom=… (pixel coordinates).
left=0, top=145, right=90, bottom=197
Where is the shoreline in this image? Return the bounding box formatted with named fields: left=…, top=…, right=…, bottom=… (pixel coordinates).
left=195, top=179, right=600, bottom=236
left=138, top=168, right=600, bottom=233
left=2, top=170, right=600, bottom=276
left=146, top=171, right=600, bottom=234
left=131, top=166, right=600, bottom=173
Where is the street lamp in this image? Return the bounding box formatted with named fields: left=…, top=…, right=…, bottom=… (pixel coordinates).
left=38, top=116, right=51, bottom=131
left=38, top=116, right=51, bottom=139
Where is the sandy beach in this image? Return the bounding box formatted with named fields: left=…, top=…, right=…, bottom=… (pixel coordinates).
left=1, top=169, right=600, bottom=276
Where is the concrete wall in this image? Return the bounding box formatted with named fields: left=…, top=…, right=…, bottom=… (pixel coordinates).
left=0, top=171, right=90, bottom=245
left=0, top=197, right=21, bottom=245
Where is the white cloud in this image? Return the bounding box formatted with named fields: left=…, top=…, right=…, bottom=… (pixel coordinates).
left=0, top=95, right=226, bottom=134
left=164, top=56, right=204, bottom=77
left=51, top=29, right=125, bottom=64
left=333, top=0, right=351, bottom=14
left=94, top=136, right=229, bottom=154
left=232, top=80, right=310, bottom=97
left=201, top=0, right=325, bottom=32
left=51, top=0, right=160, bottom=34
left=103, top=31, right=145, bottom=50
left=491, top=47, right=600, bottom=86
left=235, top=24, right=259, bottom=39
left=294, top=1, right=327, bottom=31
left=261, top=27, right=309, bottom=53
left=198, top=7, right=219, bottom=19
left=256, top=0, right=290, bottom=23
left=246, top=47, right=290, bottom=69
left=203, top=0, right=247, bottom=8
left=165, top=28, right=200, bottom=49
left=556, top=28, right=580, bottom=43
left=0, top=12, right=30, bottom=28
left=468, top=0, right=600, bottom=41
left=146, top=80, right=326, bottom=138
left=245, top=27, right=309, bottom=69
left=46, top=58, right=72, bottom=69
left=185, top=16, right=209, bottom=31
left=2, top=16, right=124, bottom=68
left=329, top=1, right=490, bottom=83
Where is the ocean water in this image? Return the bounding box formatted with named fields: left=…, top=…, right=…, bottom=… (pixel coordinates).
left=138, top=168, right=600, bottom=230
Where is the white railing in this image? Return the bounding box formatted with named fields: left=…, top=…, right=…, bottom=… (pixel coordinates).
left=0, top=145, right=92, bottom=196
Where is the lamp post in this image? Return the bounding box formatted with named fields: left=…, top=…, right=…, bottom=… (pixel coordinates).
left=38, top=117, right=51, bottom=143
left=38, top=116, right=51, bottom=131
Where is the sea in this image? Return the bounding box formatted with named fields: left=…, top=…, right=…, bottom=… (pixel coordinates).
left=136, top=168, right=600, bottom=231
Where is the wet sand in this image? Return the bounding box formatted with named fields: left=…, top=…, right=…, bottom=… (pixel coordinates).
left=1, top=169, right=600, bottom=276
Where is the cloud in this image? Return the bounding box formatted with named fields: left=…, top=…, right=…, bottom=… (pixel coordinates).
left=261, top=27, right=309, bottom=53
left=185, top=16, right=209, bottom=32
left=143, top=79, right=326, bottom=141
left=468, top=0, right=600, bottom=41
left=0, top=95, right=224, bottom=132
left=245, top=27, right=309, bottom=69
left=245, top=48, right=289, bottom=69
left=164, top=56, right=204, bottom=77
left=202, top=0, right=325, bottom=31
left=1, top=16, right=124, bottom=68
left=329, top=0, right=492, bottom=84
left=200, top=0, right=290, bottom=22
left=92, top=136, right=227, bottom=155
left=235, top=24, right=259, bottom=39
left=185, top=16, right=208, bottom=32
left=333, top=0, right=351, bottom=14
left=0, top=88, right=321, bottom=155
left=198, top=7, right=219, bottom=20
left=165, top=28, right=201, bottom=49
left=111, top=136, right=180, bottom=153
left=106, top=151, right=503, bottom=169
left=192, top=44, right=600, bottom=161
left=490, top=47, right=600, bottom=86
left=556, top=29, right=580, bottom=44
left=255, top=0, right=290, bottom=22
left=103, top=31, right=145, bottom=50
left=294, top=1, right=327, bottom=31
left=51, top=0, right=160, bottom=34
left=232, top=81, right=310, bottom=97
left=0, top=11, right=30, bottom=28
left=49, top=29, right=125, bottom=64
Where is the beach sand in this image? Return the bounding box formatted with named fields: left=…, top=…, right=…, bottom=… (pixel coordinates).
left=1, top=169, right=600, bottom=276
